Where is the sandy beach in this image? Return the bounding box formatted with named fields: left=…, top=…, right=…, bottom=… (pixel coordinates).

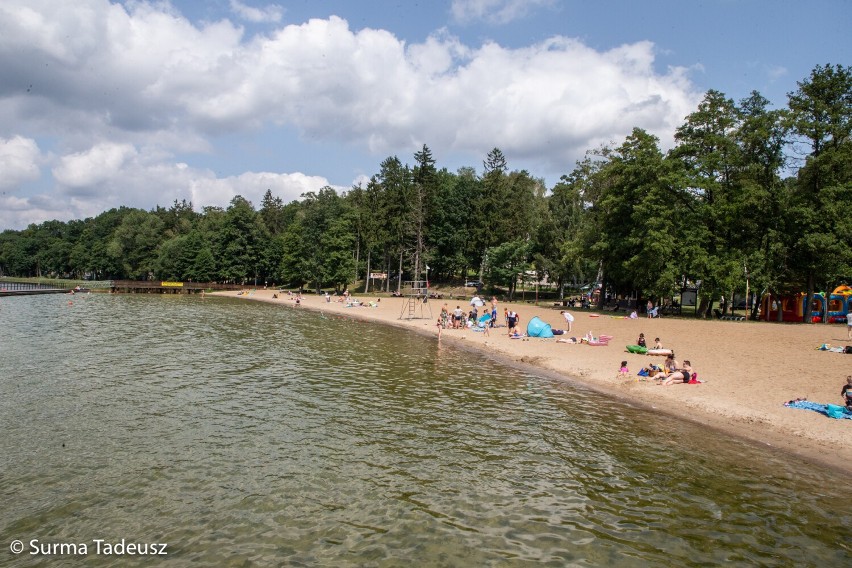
left=215, top=289, right=852, bottom=473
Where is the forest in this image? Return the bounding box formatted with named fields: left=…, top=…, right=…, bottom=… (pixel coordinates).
left=1, top=64, right=850, bottom=319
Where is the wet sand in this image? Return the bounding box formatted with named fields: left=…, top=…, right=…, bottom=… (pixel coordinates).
left=216, top=290, right=852, bottom=473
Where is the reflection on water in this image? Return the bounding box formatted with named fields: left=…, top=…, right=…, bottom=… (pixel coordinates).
left=0, top=294, right=849, bottom=566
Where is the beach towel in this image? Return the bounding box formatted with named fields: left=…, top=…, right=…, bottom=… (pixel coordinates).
left=784, top=400, right=852, bottom=419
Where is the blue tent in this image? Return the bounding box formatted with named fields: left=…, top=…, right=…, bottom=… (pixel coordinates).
left=526, top=316, right=554, bottom=338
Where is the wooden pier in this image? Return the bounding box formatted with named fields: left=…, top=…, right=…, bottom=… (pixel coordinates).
left=0, top=278, right=249, bottom=296
left=110, top=280, right=248, bottom=294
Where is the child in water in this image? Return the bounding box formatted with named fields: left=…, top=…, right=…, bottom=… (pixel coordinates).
left=617, top=361, right=630, bottom=379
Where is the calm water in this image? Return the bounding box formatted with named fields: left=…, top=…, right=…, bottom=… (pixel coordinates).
left=0, top=294, right=849, bottom=567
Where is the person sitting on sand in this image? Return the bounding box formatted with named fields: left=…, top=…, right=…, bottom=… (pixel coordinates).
left=637, top=333, right=646, bottom=348
left=842, top=375, right=852, bottom=410
left=640, top=363, right=664, bottom=379
left=662, top=360, right=694, bottom=385
left=654, top=353, right=679, bottom=381
left=617, top=361, right=630, bottom=379
left=653, top=337, right=663, bottom=349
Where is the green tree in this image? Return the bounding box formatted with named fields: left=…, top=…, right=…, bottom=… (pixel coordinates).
left=786, top=64, right=852, bottom=321
left=215, top=196, right=269, bottom=284
left=733, top=91, right=790, bottom=318
left=107, top=209, right=166, bottom=279
left=670, top=90, right=744, bottom=315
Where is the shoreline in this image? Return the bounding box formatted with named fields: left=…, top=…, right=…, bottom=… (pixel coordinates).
left=213, top=289, right=852, bottom=474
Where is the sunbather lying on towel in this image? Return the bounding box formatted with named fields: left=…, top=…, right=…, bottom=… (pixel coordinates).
left=661, top=360, right=694, bottom=385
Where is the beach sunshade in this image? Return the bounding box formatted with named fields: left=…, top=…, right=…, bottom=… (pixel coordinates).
left=526, top=316, right=554, bottom=338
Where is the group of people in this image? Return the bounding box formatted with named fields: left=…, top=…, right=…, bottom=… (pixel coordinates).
left=438, top=296, right=503, bottom=331
left=621, top=335, right=696, bottom=385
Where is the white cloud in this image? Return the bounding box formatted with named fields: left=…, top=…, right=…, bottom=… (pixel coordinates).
left=229, top=0, right=283, bottom=24
left=53, top=142, right=136, bottom=187
left=0, top=136, right=41, bottom=189
left=0, top=1, right=702, bottom=229
left=450, top=0, right=555, bottom=25
left=0, top=143, right=339, bottom=229
left=188, top=170, right=337, bottom=210
left=766, top=65, right=788, bottom=82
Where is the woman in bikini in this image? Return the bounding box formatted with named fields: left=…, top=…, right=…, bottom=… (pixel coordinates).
left=662, top=360, right=693, bottom=385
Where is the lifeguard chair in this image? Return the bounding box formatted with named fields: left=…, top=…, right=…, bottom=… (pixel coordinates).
left=398, top=280, right=432, bottom=320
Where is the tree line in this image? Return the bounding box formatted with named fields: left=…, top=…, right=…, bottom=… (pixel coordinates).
left=1, top=64, right=850, bottom=319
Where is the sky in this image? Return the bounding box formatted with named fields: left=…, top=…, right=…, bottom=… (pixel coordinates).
left=0, top=0, right=849, bottom=231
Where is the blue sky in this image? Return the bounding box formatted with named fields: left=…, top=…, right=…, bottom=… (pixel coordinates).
left=0, top=0, right=848, bottom=230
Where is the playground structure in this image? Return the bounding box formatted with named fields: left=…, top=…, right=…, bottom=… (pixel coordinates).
left=827, top=285, right=852, bottom=323
left=761, top=285, right=851, bottom=323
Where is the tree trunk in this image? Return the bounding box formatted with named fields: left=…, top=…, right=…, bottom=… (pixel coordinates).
left=384, top=254, right=391, bottom=293
left=397, top=250, right=403, bottom=294
left=364, top=250, right=371, bottom=294
left=354, top=238, right=360, bottom=285
left=804, top=274, right=815, bottom=324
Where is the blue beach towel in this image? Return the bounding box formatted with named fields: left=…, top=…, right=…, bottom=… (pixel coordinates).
left=784, top=400, right=852, bottom=419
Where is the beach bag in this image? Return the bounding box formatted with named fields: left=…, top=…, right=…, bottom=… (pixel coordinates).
left=845, top=345, right=852, bottom=354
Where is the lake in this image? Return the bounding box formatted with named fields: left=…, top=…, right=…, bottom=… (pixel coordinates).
left=0, top=294, right=849, bottom=566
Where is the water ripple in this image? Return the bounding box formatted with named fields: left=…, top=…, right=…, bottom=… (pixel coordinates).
left=0, top=295, right=849, bottom=566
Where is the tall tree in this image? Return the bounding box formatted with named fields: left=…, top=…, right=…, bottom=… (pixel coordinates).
left=107, top=210, right=165, bottom=279
left=216, top=196, right=269, bottom=284
left=670, top=90, right=743, bottom=315
left=411, top=144, right=437, bottom=283
left=733, top=91, right=790, bottom=317
left=376, top=156, right=412, bottom=292
left=786, top=64, right=852, bottom=321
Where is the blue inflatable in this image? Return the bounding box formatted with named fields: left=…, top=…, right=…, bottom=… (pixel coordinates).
left=526, top=316, right=554, bottom=338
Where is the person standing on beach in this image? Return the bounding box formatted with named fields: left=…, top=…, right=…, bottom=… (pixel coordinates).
left=453, top=306, right=464, bottom=329
left=507, top=310, right=518, bottom=336
left=847, top=310, right=852, bottom=339
left=560, top=310, right=574, bottom=332
left=647, top=299, right=654, bottom=318
left=842, top=376, right=852, bottom=409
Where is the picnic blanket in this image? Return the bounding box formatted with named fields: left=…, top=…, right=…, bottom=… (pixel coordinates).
left=784, top=400, right=852, bottom=419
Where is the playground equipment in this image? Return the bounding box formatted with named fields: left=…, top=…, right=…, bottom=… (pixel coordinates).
left=827, top=285, right=852, bottom=323
left=760, top=292, right=825, bottom=323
